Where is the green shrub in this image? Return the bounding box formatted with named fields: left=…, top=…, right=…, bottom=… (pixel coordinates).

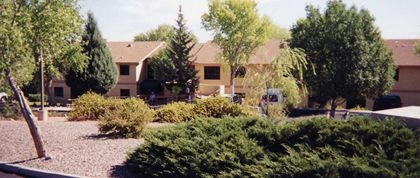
left=154, top=102, right=195, bottom=123
left=98, top=98, right=154, bottom=138
left=266, top=104, right=286, bottom=119
left=0, top=101, right=22, bottom=120
left=194, top=97, right=256, bottom=118
left=68, top=92, right=109, bottom=121
left=27, top=94, right=48, bottom=103
left=126, top=116, right=420, bottom=177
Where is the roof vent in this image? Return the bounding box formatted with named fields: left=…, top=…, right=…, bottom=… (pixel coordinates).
left=127, top=44, right=133, bottom=47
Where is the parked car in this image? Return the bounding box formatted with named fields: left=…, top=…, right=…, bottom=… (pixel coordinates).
left=373, top=94, right=402, bottom=111
left=0, top=92, right=8, bottom=103
left=220, top=94, right=242, bottom=103
left=262, top=88, right=285, bottom=104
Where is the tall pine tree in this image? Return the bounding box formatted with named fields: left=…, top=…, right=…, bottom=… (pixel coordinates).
left=151, top=6, right=199, bottom=94
left=66, top=12, right=117, bottom=98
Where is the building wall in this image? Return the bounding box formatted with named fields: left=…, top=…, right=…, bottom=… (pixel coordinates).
left=117, top=63, right=138, bottom=84
left=107, top=83, right=138, bottom=98
left=195, top=64, right=268, bottom=95
left=195, top=64, right=229, bottom=95
left=392, top=66, right=420, bottom=106
left=51, top=80, right=71, bottom=104
left=108, top=63, right=140, bottom=97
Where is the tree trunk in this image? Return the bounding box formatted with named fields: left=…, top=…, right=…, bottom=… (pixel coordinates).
left=329, top=99, right=337, bottom=119
left=46, top=79, right=56, bottom=106
left=230, top=66, right=235, bottom=96
left=6, top=69, right=47, bottom=158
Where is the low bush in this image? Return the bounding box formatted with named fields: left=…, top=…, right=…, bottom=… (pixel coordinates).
left=194, top=97, right=257, bottom=118
left=0, top=101, right=22, bottom=120
left=126, top=116, right=420, bottom=177
left=154, top=102, right=195, bottom=123
left=68, top=92, right=109, bottom=121
left=98, top=98, right=154, bottom=138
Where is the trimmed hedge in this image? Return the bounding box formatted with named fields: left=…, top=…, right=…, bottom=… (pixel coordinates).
left=126, top=117, right=420, bottom=177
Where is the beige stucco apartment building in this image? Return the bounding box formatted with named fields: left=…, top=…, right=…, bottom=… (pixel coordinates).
left=385, top=39, right=420, bottom=107
left=191, top=39, right=282, bottom=95
left=52, top=41, right=165, bottom=103
left=52, top=39, right=420, bottom=108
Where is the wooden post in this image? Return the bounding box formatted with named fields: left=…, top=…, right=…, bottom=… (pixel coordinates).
left=6, top=69, right=46, bottom=158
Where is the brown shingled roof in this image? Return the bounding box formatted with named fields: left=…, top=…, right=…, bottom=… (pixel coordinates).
left=385, top=39, right=420, bottom=66
left=107, top=41, right=166, bottom=64
left=191, top=39, right=282, bottom=64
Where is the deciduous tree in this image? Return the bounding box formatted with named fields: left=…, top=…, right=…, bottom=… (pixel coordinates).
left=0, top=0, right=85, bottom=157
left=134, top=24, right=197, bottom=43
left=290, top=0, right=395, bottom=117
left=202, top=0, right=272, bottom=95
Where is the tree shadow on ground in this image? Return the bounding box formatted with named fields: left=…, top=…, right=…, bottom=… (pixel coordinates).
left=5, top=157, right=40, bottom=164
left=78, top=133, right=123, bottom=140
left=110, top=164, right=136, bottom=178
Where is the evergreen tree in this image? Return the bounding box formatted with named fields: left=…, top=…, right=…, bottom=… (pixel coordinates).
left=66, top=12, right=117, bottom=98
left=151, top=6, right=199, bottom=94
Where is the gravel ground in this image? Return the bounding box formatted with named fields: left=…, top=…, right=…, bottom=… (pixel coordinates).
left=0, top=118, right=148, bottom=178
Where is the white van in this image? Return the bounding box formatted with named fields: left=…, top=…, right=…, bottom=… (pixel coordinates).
left=262, top=88, right=284, bottom=104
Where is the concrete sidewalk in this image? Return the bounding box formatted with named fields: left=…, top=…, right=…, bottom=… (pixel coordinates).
left=0, top=162, right=86, bottom=178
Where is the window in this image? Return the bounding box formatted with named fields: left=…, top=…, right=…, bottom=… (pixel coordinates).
left=204, top=66, right=220, bottom=80
left=235, top=66, right=246, bottom=78
left=120, top=65, right=130, bottom=75
left=54, top=87, right=64, bottom=97
left=120, top=89, right=130, bottom=97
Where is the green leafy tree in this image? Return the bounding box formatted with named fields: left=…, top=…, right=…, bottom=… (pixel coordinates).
left=415, top=41, right=420, bottom=56
left=202, top=0, right=272, bottom=95
left=66, top=12, right=117, bottom=98
left=134, top=24, right=197, bottom=43
left=134, top=24, right=174, bottom=42
left=150, top=6, right=199, bottom=96
left=242, top=43, right=309, bottom=117
left=270, top=24, right=291, bottom=41
left=290, top=0, right=395, bottom=117
left=0, top=0, right=85, bottom=157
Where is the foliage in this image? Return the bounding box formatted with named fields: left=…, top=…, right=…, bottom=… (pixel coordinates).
left=415, top=41, right=420, bottom=56
left=150, top=6, right=199, bottom=94
left=134, top=24, right=198, bottom=43
left=242, top=44, right=309, bottom=107
left=138, top=79, right=164, bottom=94
left=98, top=98, right=154, bottom=138
left=126, top=116, right=420, bottom=177
left=68, top=92, right=109, bottom=121
left=0, top=0, right=85, bottom=158
left=0, top=101, right=23, bottom=120
left=66, top=12, right=117, bottom=98
left=194, top=97, right=257, bottom=118
left=270, top=24, right=291, bottom=40
left=266, top=104, right=286, bottom=119
left=0, top=1, right=33, bottom=86
left=202, top=0, right=273, bottom=94
left=154, top=102, right=196, bottom=123
left=290, top=1, right=395, bottom=117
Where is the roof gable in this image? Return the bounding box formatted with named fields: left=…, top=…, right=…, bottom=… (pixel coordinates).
left=107, top=41, right=166, bottom=64
left=385, top=39, right=420, bottom=67
left=191, top=39, right=283, bottom=64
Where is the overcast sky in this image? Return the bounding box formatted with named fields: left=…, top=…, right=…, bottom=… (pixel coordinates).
left=80, top=0, right=420, bottom=42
